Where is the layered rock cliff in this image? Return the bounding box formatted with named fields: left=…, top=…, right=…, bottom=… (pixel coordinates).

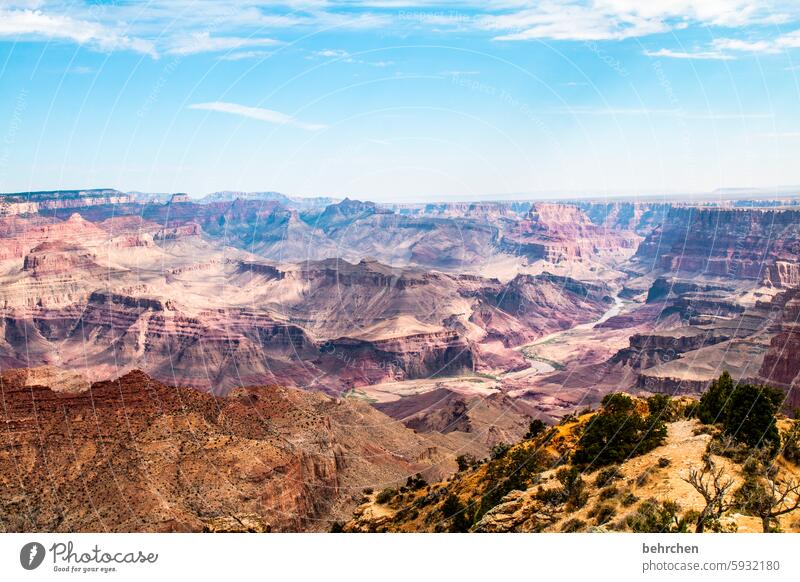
left=0, top=370, right=467, bottom=532
left=634, top=207, right=800, bottom=287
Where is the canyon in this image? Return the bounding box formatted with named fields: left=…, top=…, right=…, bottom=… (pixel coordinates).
left=1, top=188, right=800, bottom=532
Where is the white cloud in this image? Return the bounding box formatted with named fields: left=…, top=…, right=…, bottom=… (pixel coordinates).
left=486, top=3, right=668, bottom=41
left=189, top=101, right=326, bottom=131
left=0, top=8, right=157, bottom=56
left=485, top=0, right=798, bottom=42
left=647, top=28, right=800, bottom=60
left=168, top=31, right=278, bottom=56
left=3, top=1, right=800, bottom=56
left=644, top=48, right=734, bottom=60
left=312, top=48, right=393, bottom=67
left=217, top=50, right=273, bottom=61
left=713, top=37, right=778, bottom=53
left=315, top=48, right=351, bottom=58
left=777, top=30, right=800, bottom=48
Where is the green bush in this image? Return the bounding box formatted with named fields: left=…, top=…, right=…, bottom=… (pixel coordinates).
left=490, top=442, right=511, bottom=460
left=441, top=494, right=471, bottom=532
left=621, top=492, right=639, bottom=507
left=441, top=493, right=461, bottom=517
left=594, top=466, right=622, bottom=488
left=572, top=393, right=666, bottom=468
left=782, top=424, right=800, bottom=465
left=697, top=371, right=734, bottom=424
left=476, top=445, right=551, bottom=520
left=697, top=372, right=784, bottom=453
left=455, top=454, right=477, bottom=472
left=525, top=419, right=548, bottom=440
left=556, top=467, right=588, bottom=510
left=647, top=393, right=674, bottom=421
left=376, top=488, right=397, bottom=504
left=406, top=473, right=427, bottom=490
left=535, top=485, right=566, bottom=506
left=626, top=499, right=688, bottom=533
left=723, top=384, right=783, bottom=451
left=599, top=485, right=619, bottom=501
left=590, top=502, right=617, bottom=525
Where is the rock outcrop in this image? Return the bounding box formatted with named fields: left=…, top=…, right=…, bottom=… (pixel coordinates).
left=0, top=370, right=466, bottom=532
left=634, top=207, right=800, bottom=287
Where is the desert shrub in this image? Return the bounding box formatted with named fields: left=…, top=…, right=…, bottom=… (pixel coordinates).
left=441, top=493, right=461, bottom=518
left=621, top=492, right=639, bottom=507
left=595, top=466, right=622, bottom=488
left=590, top=502, right=617, bottom=525
left=534, top=467, right=588, bottom=509
left=658, top=457, right=671, bottom=468
left=626, top=499, right=688, bottom=533
left=535, top=486, right=566, bottom=506
left=572, top=393, right=666, bottom=468
left=697, top=370, right=734, bottom=424
left=682, top=401, right=699, bottom=419
left=561, top=518, right=586, bottom=532
left=698, top=372, right=783, bottom=453
left=329, top=521, right=344, bottom=533
left=362, top=487, right=374, bottom=495
left=456, top=454, right=478, bottom=472
left=406, top=473, right=427, bottom=490
left=441, top=494, right=471, bottom=532
left=707, top=434, right=752, bottom=463
left=599, top=485, right=619, bottom=501
left=693, top=424, right=715, bottom=436
left=723, top=383, right=783, bottom=452
left=782, top=425, right=800, bottom=465
left=376, top=488, right=397, bottom=504
left=635, top=467, right=653, bottom=487
left=525, top=419, right=548, bottom=440
left=647, top=394, right=674, bottom=421
left=476, top=445, right=551, bottom=520
left=556, top=467, right=588, bottom=510
left=490, top=442, right=511, bottom=460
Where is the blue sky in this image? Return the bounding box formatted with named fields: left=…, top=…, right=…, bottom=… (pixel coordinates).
left=1, top=1, right=800, bottom=201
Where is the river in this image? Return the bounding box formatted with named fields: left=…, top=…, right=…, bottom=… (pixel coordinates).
left=501, top=292, right=626, bottom=380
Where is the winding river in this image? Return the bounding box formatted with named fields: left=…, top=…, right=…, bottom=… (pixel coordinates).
left=502, top=292, right=626, bottom=380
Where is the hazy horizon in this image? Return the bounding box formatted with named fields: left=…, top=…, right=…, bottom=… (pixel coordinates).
left=3, top=184, right=800, bottom=205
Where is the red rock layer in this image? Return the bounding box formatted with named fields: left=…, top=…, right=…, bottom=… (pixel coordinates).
left=0, top=370, right=456, bottom=532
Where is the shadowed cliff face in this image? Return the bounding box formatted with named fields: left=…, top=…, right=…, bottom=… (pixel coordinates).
left=634, top=207, right=800, bottom=287
left=760, top=289, right=800, bottom=410
left=0, top=369, right=474, bottom=532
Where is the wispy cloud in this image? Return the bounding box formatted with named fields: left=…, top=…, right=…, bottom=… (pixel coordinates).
left=0, top=8, right=157, bottom=57
left=483, top=0, right=791, bottom=42
left=647, top=29, right=800, bottom=60
left=189, top=101, right=326, bottom=131
left=644, top=48, right=734, bottom=60
left=216, top=50, right=273, bottom=61
left=315, top=48, right=350, bottom=58
left=168, top=31, right=278, bottom=56
left=312, top=47, right=394, bottom=67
